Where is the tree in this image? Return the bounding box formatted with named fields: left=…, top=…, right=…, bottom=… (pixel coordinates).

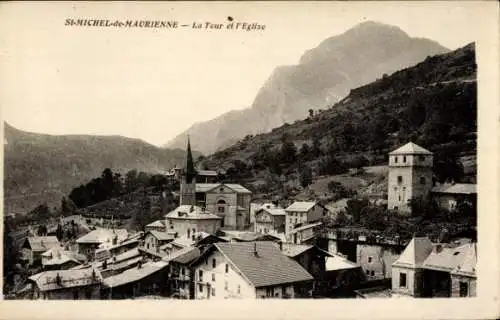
left=299, top=165, right=313, bottom=188
left=299, top=143, right=310, bottom=160
left=345, top=198, right=369, bottom=224
left=125, top=169, right=139, bottom=193
left=61, top=197, right=77, bottom=216
left=101, top=168, right=114, bottom=200
left=308, top=109, right=314, bottom=118
left=56, top=224, right=64, bottom=241
left=311, top=136, right=322, bottom=157
left=280, top=135, right=297, bottom=164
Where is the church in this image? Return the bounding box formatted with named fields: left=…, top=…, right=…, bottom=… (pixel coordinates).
left=173, top=138, right=253, bottom=230
left=387, top=142, right=476, bottom=214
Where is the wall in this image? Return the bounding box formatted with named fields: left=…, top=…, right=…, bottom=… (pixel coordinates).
left=180, top=178, right=196, bottom=206
left=450, top=274, right=476, bottom=297
left=144, top=234, right=160, bottom=252
left=36, top=285, right=100, bottom=300
left=387, top=154, right=433, bottom=213
left=166, top=218, right=221, bottom=237
left=78, top=243, right=100, bottom=260
left=255, top=284, right=295, bottom=299
left=356, top=244, right=401, bottom=280
left=391, top=266, right=418, bottom=297
left=205, top=186, right=239, bottom=229
left=193, top=250, right=255, bottom=299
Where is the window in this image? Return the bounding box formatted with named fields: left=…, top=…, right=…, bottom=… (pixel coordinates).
left=459, top=282, right=469, bottom=297
left=397, top=176, right=403, bottom=184
left=187, top=229, right=191, bottom=238
left=420, top=177, right=426, bottom=185
left=399, top=273, right=407, bottom=288
left=368, top=257, right=372, bottom=263
left=237, top=285, right=241, bottom=294
left=370, top=271, right=375, bottom=276
left=180, top=267, right=184, bottom=276
left=225, top=264, right=229, bottom=273
left=218, top=206, right=225, bottom=213
left=394, top=156, right=398, bottom=163
left=199, top=270, right=203, bottom=281
left=224, top=281, right=228, bottom=290
left=266, top=288, right=273, bottom=297
left=198, top=284, right=203, bottom=292
left=212, top=258, right=216, bottom=268
left=211, top=287, right=216, bottom=296
left=192, top=228, right=196, bottom=233
left=419, top=155, right=425, bottom=161
left=403, top=156, right=406, bottom=163
left=366, top=269, right=370, bottom=274
left=212, top=273, right=215, bottom=282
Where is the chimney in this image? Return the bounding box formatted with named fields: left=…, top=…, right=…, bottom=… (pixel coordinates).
left=253, top=242, right=259, bottom=257
left=190, top=205, right=194, bottom=213
left=137, top=261, right=142, bottom=269
left=279, top=241, right=283, bottom=251
left=434, top=244, right=443, bottom=254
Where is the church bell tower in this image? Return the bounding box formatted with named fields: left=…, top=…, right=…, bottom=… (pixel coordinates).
left=180, top=137, right=197, bottom=206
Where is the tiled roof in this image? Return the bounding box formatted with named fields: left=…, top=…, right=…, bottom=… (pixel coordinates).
left=281, top=244, right=313, bottom=257
left=26, top=236, right=61, bottom=252
left=163, top=246, right=201, bottom=264
left=431, top=183, right=476, bottom=195
left=206, top=242, right=313, bottom=288
left=147, top=231, right=175, bottom=241
left=257, top=207, right=286, bottom=216
left=285, top=201, right=317, bottom=212
left=422, top=243, right=474, bottom=273
left=42, top=247, right=85, bottom=266
left=393, top=237, right=434, bottom=268
left=165, top=205, right=221, bottom=220
left=325, top=255, right=359, bottom=271
left=389, top=142, right=433, bottom=155
left=146, top=220, right=165, bottom=228
left=76, top=228, right=128, bottom=244
left=97, top=238, right=139, bottom=252
left=29, top=268, right=102, bottom=292
left=103, top=261, right=168, bottom=288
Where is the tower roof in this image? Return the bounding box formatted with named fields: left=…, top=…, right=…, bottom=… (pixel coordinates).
left=184, top=136, right=196, bottom=183
left=389, top=142, right=433, bottom=155
left=392, top=237, right=434, bottom=268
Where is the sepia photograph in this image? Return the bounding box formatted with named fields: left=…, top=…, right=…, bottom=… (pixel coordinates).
left=0, top=1, right=499, bottom=319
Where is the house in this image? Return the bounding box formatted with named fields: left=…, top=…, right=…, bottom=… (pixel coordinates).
left=145, top=220, right=165, bottom=232
left=81, top=248, right=144, bottom=279
left=431, top=183, right=477, bottom=212
left=21, top=236, right=61, bottom=266
left=288, top=222, right=323, bottom=245
left=163, top=246, right=201, bottom=299
left=285, top=201, right=328, bottom=238
left=165, top=205, right=222, bottom=237
left=280, top=243, right=331, bottom=279
left=28, top=268, right=102, bottom=300
left=178, top=138, right=252, bottom=230
left=189, top=241, right=314, bottom=299
left=254, top=204, right=286, bottom=236
left=102, top=261, right=170, bottom=299
left=75, top=228, right=128, bottom=259
left=143, top=231, right=176, bottom=254
left=41, top=246, right=86, bottom=270
left=391, top=236, right=477, bottom=297
left=196, top=170, right=219, bottom=183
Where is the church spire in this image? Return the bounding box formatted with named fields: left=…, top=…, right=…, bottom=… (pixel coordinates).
left=185, top=136, right=196, bottom=183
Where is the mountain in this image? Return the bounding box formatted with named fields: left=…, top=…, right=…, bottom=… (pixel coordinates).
left=166, top=21, right=450, bottom=155
left=3, top=123, right=199, bottom=214
left=203, top=43, right=477, bottom=193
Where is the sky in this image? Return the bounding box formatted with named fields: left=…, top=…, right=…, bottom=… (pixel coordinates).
left=0, top=2, right=493, bottom=146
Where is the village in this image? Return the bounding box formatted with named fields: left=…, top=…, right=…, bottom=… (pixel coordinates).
left=6, top=138, right=477, bottom=300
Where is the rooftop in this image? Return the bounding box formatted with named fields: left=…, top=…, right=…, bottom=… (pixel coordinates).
left=194, top=241, right=313, bottom=288
left=146, top=230, right=176, bottom=242
left=29, top=268, right=102, bottom=292
left=195, top=183, right=252, bottom=194
left=103, top=261, right=168, bottom=288
left=76, top=228, right=128, bottom=244
left=163, top=246, right=201, bottom=264
left=393, top=237, right=434, bottom=268
left=289, top=222, right=323, bottom=234
left=145, top=220, right=165, bottom=228
left=165, top=205, right=222, bottom=220
left=431, top=183, right=477, bottom=195
left=325, top=254, right=359, bottom=271
left=389, top=142, right=433, bottom=155
left=423, top=243, right=475, bottom=273
left=285, top=201, right=318, bottom=212
left=25, top=236, right=61, bottom=252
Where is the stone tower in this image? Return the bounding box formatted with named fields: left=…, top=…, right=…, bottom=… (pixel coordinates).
left=180, top=137, right=197, bottom=206
left=387, top=142, right=433, bottom=214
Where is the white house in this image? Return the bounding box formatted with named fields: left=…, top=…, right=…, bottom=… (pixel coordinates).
left=189, top=241, right=314, bottom=299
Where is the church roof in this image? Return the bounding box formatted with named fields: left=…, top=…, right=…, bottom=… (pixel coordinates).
left=184, top=137, right=196, bottom=183
left=389, top=142, right=433, bottom=155
left=195, top=183, right=252, bottom=194
left=392, top=237, right=434, bottom=268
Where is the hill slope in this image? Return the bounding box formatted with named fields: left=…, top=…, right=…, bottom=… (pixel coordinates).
left=203, top=43, right=477, bottom=195
left=166, top=21, right=449, bottom=155
left=3, top=123, right=198, bottom=213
